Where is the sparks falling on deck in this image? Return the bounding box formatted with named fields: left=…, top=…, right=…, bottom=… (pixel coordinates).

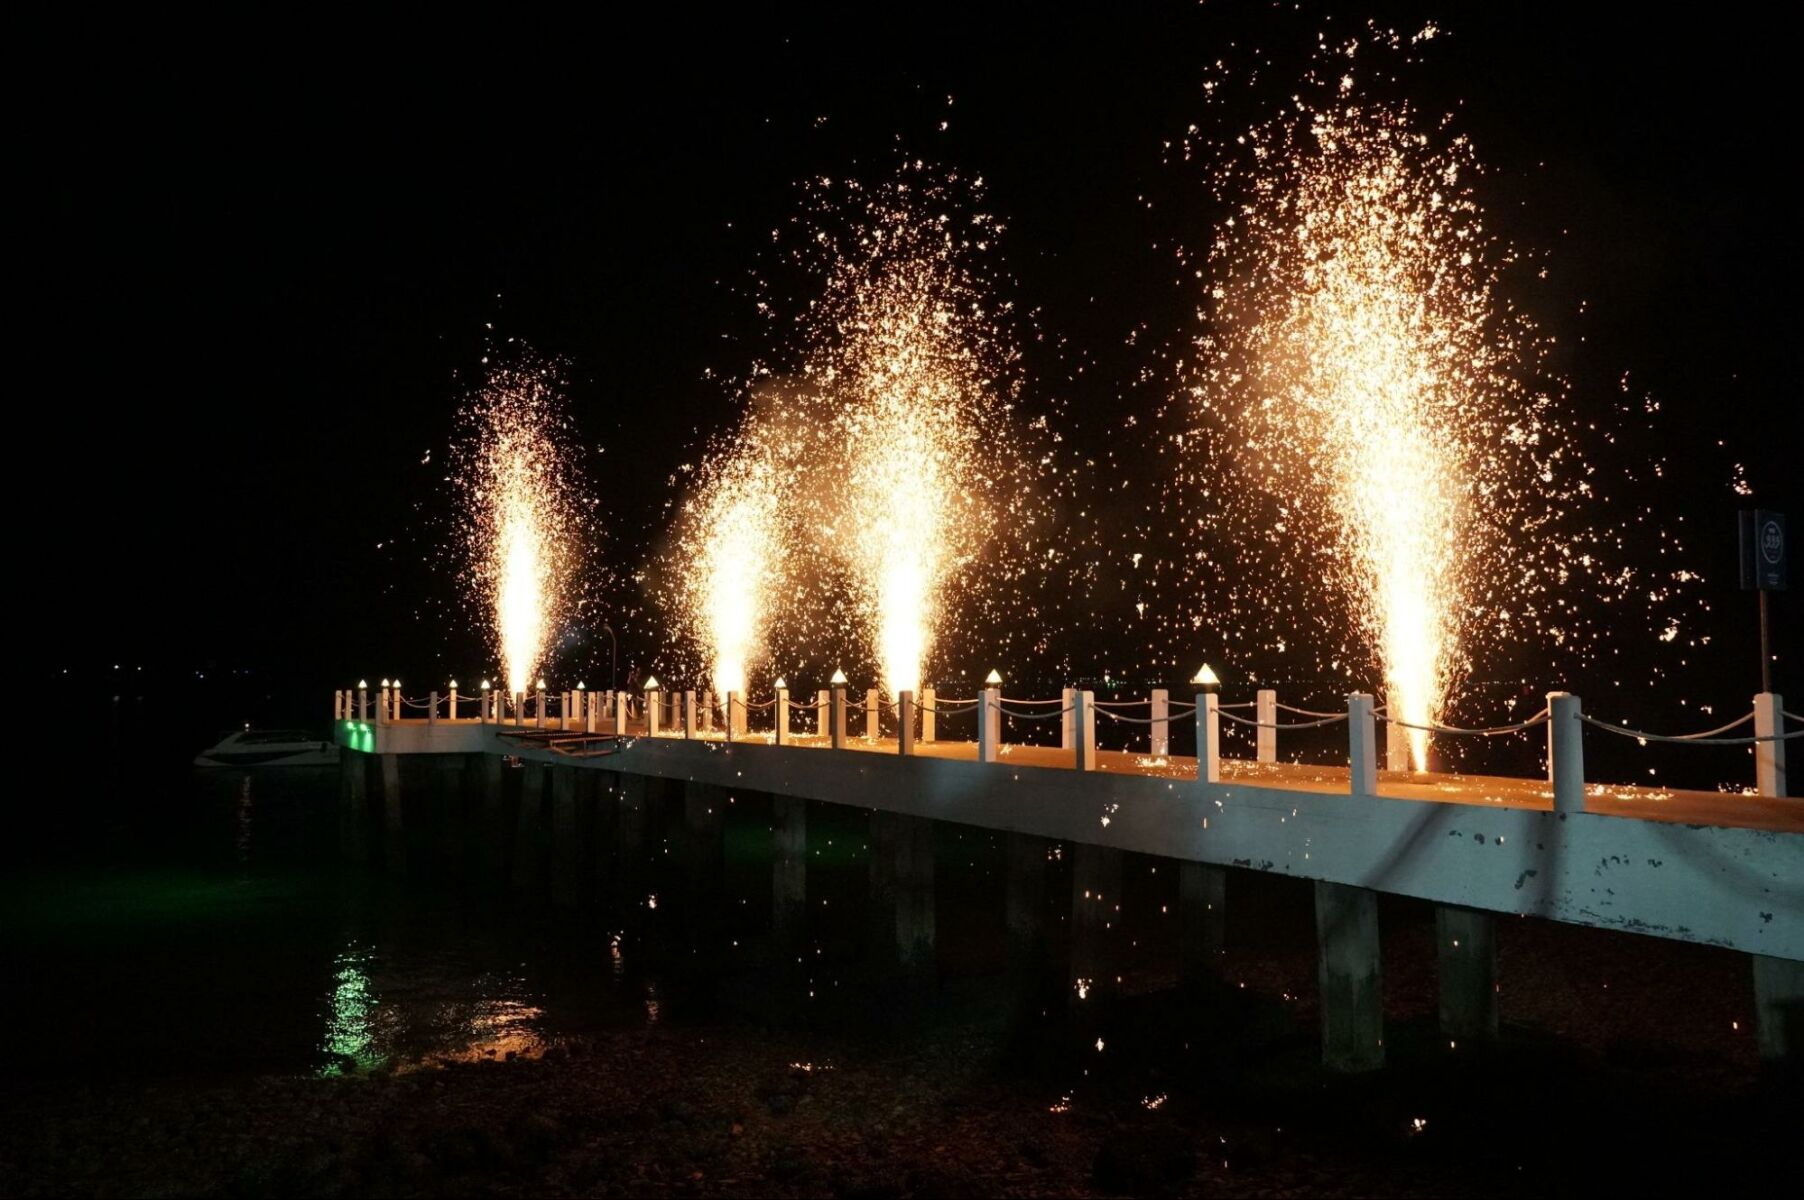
left=331, top=673, right=1803, bottom=1071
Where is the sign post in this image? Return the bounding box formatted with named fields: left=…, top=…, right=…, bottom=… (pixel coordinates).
left=1739, top=509, right=1788, bottom=693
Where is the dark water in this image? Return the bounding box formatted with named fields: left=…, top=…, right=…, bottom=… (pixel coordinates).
left=6, top=686, right=1794, bottom=1199
left=0, top=693, right=1049, bottom=1085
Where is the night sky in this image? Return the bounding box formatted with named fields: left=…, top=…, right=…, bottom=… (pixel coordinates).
left=27, top=4, right=1797, bottom=715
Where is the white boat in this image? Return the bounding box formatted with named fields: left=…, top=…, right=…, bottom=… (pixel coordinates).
left=194, top=728, right=340, bottom=768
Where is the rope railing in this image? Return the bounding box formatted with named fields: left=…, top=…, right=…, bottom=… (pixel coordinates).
left=920, top=701, right=980, bottom=716
left=1219, top=710, right=1349, bottom=730
left=1002, top=696, right=1067, bottom=706
left=1579, top=713, right=1801, bottom=746
left=999, top=704, right=1077, bottom=722
left=1381, top=709, right=1551, bottom=737
left=1275, top=701, right=1356, bottom=718
left=1096, top=708, right=1170, bottom=726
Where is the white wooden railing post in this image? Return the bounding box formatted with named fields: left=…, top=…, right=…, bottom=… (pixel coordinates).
left=646, top=683, right=662, bottom=736
left=1196, top=689, right=1220, bottom=783
left=428, top=690, right=439, bottom=726
left=1347, top=693, right=1377, bottom=795
left=1060, top=687, right=1076, bottom=750
left=899, top=690, right=916, bottom=756
left=921, top=686, right=937, bottom=743
left=830, top=676, right=848, bottom=749
left=1754, top=693, right=1787, bottom=798
left=1074, top=689, right=1096, bottom=771
left=1256, top=689, right=1277, bottom=763
left=358, top=682, right=369, bottom=722
left=1150, top=687, right=1170, bottom=757
left=614, top=689, right=627, bottom=736
left=865, top=688, right=880, bottom=741
left=1547, top=691, right=1585, bottom=812
left=683, top=690, right=697, bottom=739
left=392, top=682, right=402, bottom=723
left=775, top=681, right=790, bottom=744
left=978, top=685, right=1000, bottom=763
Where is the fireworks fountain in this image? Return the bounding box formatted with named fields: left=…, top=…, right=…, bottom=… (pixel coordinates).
left=673, top=165, right=1045, bottom=700
left=1185, top=31, right=1601, bottom=770
left=453, top=355, right=589, bottom=702
left=674, top=430, right=792, bottom=700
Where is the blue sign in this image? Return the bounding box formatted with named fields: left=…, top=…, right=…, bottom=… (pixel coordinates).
left=1739, top=509, right=1787, bottom=591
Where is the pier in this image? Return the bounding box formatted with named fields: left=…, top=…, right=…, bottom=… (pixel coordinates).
left=333, top=678, right=1803, bottom=1070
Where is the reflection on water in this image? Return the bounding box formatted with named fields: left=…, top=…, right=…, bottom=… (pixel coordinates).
left=321, top=944, right=379, bottom=1074
left=318, top=940, right=559, bottom=1076
left=2, top=762, right=672, bottom=1083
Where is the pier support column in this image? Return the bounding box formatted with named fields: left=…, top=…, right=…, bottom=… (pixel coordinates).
left=682, top=783, right=727, bottom=957
left=512, top=762, right=547, bottom=889
left=1435, top=905, right=1498, bottom=1042
left=479, top=753, right=506, bottom=879
left=772, top=796, right=808, bottom=962
left=588, top=770, right=619, bottom=903
left=869, top=811, right=936, bottom=989
left=1753, top=954, right=1804, bottom=1063
left=379, top=753, right=405, bottom=877
left=550, top=764, right=580, bottom=907
left=1314, top=881, right=1384, bottom=1071
left=1178, top=862, right=1227, bottom=995
left=338, top=750, right=368, bottom=864
left=1069, top=844, right=1123, bottom=1007
left=614, top=773, right=651, bottom=914
left=1005, top=832, right=1051, bottom=983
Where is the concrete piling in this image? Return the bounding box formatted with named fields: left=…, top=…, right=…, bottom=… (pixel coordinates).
left=772, top=795, right=808, bottom=959
left=1005, top=832, right=1051, bottom=981
left=1752, top=954, right=1804, bottom=1062
left=1435, top=905, right=1498, bottom=1041
left=869, top=811, right=936, bottom=989
left=682, top=782, right=727, bottom=958
left=1069, top=844, right=1123, bottom=1007
left=513, top=762, right=547, bottom=889
left=1178, top=861, right=1226, bottom=995
left=379, top=753, right=404, bottom=877
left=337, top=748, right=368, bottom=864
left=550, top=764, right=580, bottom=906
left=1314, top=880, right=1384, bottom=1071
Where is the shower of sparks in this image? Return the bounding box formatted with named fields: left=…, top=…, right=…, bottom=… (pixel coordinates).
left=673, top=430, right=792, bottom=699
left=452, top=353, right=588, bottom=699
left=808, top=175, right=1010, bottom=698
left=1209, top=92, right=1478, bottom=766
left=1153, top=26, right=1694, bottom=766
left=667, top=161, right=1053, bottom=698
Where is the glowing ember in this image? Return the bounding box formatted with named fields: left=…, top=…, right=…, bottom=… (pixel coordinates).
left=453, top=353, right=587, bottom=699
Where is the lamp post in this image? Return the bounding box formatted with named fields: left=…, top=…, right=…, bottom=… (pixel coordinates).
left=600, top=623, right=618, bottom=696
